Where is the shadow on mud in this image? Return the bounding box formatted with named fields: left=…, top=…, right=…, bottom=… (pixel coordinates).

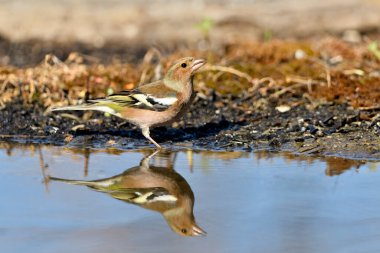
left=71, top=119, right=245, bottom=143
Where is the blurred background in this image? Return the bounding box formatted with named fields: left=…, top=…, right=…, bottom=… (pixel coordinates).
left=1, top=0, right=380, bottom=66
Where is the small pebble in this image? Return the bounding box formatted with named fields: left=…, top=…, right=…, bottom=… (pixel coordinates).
left=342, top=29, right=361, bottom=43
left=294, top=49, right=306, bottom=59
left=275, top=105, right=291, bottom=113
left=44, top=126, right=59, bottom=134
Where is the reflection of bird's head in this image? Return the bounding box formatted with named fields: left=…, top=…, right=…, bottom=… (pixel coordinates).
left=163, top=206, right=206, bottom=237
left=140, top=150, right=206, bottom=237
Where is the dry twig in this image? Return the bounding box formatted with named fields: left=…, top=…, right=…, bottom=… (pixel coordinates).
left=203, top=65, right=253, bottom=82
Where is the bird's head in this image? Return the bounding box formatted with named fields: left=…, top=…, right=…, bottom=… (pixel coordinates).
left=163, top=207, right=207, bottom=237
left=164, top=57, right=206, bottom=91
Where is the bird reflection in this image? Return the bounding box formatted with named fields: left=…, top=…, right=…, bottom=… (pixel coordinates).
left=49, top=150, right=206, bottom=237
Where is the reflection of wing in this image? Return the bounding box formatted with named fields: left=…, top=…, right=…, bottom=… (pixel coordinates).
left=91, top=81, right=178, bottom=112
left=107, top=187, right=178, bottom=204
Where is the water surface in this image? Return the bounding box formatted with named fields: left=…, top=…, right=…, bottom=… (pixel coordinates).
left=1, top=144, right=379, bottom=253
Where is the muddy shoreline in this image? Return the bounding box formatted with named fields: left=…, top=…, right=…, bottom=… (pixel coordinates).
left=1, top=95, right=380, bottom=160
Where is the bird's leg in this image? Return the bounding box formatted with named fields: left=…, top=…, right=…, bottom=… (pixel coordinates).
left=142, top=127, right=162, bottom=149
left=140, top=149, right=160, bottom=170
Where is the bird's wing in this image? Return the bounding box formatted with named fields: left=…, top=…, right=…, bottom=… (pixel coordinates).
left=90, top=81, right=178, bottom=112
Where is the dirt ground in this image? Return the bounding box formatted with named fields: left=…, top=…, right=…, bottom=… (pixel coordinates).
left=1, top=0, right=380, bottom=159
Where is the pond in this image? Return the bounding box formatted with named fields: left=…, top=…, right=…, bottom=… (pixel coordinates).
left=1, top=143, right=380, bottom=253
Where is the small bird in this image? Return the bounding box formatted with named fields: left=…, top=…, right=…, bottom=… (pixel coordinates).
left=51, top=57, right=206, bottom=148
left=49, top=150, right=206, bottom=237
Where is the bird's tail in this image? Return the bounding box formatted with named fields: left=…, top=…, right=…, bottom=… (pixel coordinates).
left=50, top=103, right=120, bottom=116
left=50, top=104, right=95, bottom=112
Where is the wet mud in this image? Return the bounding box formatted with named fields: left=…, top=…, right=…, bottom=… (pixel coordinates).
left=1, top=94, right=380, bottom=160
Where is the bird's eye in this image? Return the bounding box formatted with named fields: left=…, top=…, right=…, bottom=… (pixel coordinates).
left=181, top=228, right=187, bottom=234
left=181, top=63, right=187, bottom=68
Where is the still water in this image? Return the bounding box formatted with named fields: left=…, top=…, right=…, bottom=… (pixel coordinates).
left=1, top=144, right=380, bottom=253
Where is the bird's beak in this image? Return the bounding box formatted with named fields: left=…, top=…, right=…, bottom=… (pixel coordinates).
left=191, top=59, right=206, bottom=72
left=191, top=224, right=207, bottom=236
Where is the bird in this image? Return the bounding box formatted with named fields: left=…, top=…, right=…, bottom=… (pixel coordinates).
left=51, top=57, right=206, bottom=149
left=49, top=150, right=206, bottom=237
